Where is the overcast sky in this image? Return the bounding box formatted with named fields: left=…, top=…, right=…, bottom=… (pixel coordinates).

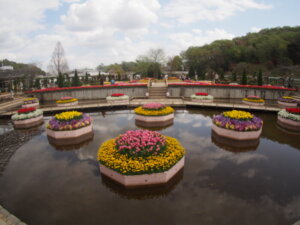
left=0, top=0, right=299, bottom=70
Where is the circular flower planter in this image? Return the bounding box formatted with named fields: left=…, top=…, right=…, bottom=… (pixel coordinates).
left=46, top=111, right=93, bottom=145
left=12, top=107, right=43, bottom=129
left=56, top=97, right=78, bottom=107
left=134, top=103, right=174, bottom=125
left=98, top=130, right=185, bottom=188
left=191, top=93, right=214, bottom=103
left=22, top=98, right=39, bottom=108
left=277, top=97, right=298, bottom=108
left=106, top=94, right=129, bottom=104
left=135, top=119, right=173, bottom=129
left=212, top=110, right=263, bottom=140
left=242, top=96, right=265, bottom=106
left=277, top=109, right=300, bottom=132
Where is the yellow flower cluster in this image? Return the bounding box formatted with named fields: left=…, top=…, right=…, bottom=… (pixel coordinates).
left=54, top=111, right=82, bottom=121
left=23, top=97, right=37, bottom=101
left=282, top=96, right=294, bottom=99
left=243, top=98, right=265, bottom=103
left=223, top=110, right=253, bottom=120
left=56, top=98, right=78, bottom=103
left=98, top=136, right=185, bottom=175
left=134, top=106, right=174, bottom=116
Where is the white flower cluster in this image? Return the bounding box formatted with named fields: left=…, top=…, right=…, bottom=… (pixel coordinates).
left=106, top=95, right=129, bottom=101
left=11, top=109, right=43, bottom=121
left=278, top=110, right=300, bottom=121
left=191, top=94, right=214, bottom=100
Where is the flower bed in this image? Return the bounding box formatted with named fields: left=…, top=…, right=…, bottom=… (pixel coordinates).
left=277, top=96, right=298, bottom=108
left=242, top=96, right=265, bottom=106
left=106, top=93, right=129, bottom=104
left=56, top=97, right=78, bottom=106
left=277, top=108, right=300, bottom=131
left=134, top=103, right=174, bottom=124
left=191, top=92, right=214, bottom=103
left=46, top=111, right=93, bottom=142
left=11, top=107, right=43, bottom=128
left=22, top=97, right=39, bottom=108
left=212, top=110, right=263, bottom=140
left=98, top=130, right=185, bottom=187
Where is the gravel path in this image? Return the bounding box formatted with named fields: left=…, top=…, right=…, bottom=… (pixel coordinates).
left=0, top=127, right=43, bottom=175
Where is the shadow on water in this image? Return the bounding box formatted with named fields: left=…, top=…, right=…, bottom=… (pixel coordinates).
left=47, top=132, right=94, bottom=150
left=100, top=169, right=183, bottom=200
left=211, top=130, right=259, bottom=152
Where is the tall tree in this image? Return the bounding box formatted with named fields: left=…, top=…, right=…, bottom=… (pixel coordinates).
left=48, top=42, right=69, bottom=76
left=57, top=73, right=64, bottom=87
left=232, top=72, right=237, bottom=81
left=257, top=70, right=263, bottom=86
left=241, top=69, right=247, bottom=85
left=188, top=66, right=195, bottom=79
left=34, top=78, right=41, bottom=89
left=72, top=70, right=81, bottom=87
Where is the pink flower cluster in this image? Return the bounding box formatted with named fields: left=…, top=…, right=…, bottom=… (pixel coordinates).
left=142, top=103, right=166, bottom=110
left=61, top=96, right=74, bottom=100
left=115, top=130, right=166, bottom=157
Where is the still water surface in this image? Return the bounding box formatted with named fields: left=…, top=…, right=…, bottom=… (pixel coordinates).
left=0, top=109, right=300, bottom=225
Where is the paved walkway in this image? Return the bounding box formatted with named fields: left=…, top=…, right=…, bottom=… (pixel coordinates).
left=0, top=98, right=281, bottom=117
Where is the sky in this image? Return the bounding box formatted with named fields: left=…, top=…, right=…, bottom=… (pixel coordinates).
left=0, top=0, right=299, bottom=71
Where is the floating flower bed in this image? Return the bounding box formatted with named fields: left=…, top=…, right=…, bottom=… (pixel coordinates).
left=56, top=97, right=78, bottom=106
left=277, top=108, right=300, bottom=131
left=212, top=110, right=263, bottom=140
left=277, top=96, right=298, bottom=108
left=190, top=92, right=214, bottom=103
left=134, top=103, right=174, bottom=124
left=11, top=107, right=43, bottom=128
left=242, top=96, right=265, bottom=106
left=46, top=111, right=93, bottom=143
left=22, top=97, right=39, bottom=108
left=106, top=93, right=129, bottom=104
left=98, top=130, right=185, bottom=187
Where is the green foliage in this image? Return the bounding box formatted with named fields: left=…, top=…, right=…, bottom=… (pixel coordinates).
left=57, top=73, right=64, bottom=88
left=232, top=72, right=237, bottom=81
left=72, top=70, right=81, bottom=87
left=182, top=26, right=300, bottom=77
left=241, top=69, right=247, bottom=85
left=188, top=66, right=195, bottom=78
left=0, top=59, right=45, bottom=75
left=258, top=70, right=263, bottom=86
left=147, top=62, right=161, bottom=78
left=34, top=78, right=41, bottom=89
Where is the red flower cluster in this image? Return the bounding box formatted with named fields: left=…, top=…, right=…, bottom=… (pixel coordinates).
left=25, top=84, right=147, bottom=93
left=18, top=107, right=36, bottom=114
left=195, top=92, right=208, bottom=96
left=168, top=83, right=296, bottom=91
left=111, top=93, right=124, bottom=97
left=286, top=108, right=300, bottom=114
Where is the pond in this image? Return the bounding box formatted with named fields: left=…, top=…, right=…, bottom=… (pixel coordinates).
left=0, top=108, right=300, bottom=225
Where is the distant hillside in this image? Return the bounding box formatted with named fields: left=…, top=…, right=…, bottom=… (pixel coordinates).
left=183, top=26, right=300, bottom=78
left=0, top=59, right=45, bottom=75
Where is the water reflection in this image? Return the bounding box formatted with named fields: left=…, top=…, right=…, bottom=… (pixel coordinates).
left=47, top=131, right=94, bottom=148
left=135, top=119, right=173, bottom=131
left=1, top=109, right=300, bottom=225
left=100, top=169, right=183, bottom=200
left=48, top=132, right=94, bottom=151
left=211, top=130, right=259, bottom=152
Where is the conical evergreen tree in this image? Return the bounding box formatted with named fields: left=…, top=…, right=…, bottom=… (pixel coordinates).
left=57, top=72, right=64, bottom=87
left=241, top=69, right=247, bottom=85
left=257, top=70, right=263, bottom=86
left=232, top=72, right=237, bottom=81
left=188, top=66, right=195, bottom=79
left=72, top=69, right=81, bottom=87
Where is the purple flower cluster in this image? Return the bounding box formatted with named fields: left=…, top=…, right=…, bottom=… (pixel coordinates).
left=278, top=97, right=297, bottom=103
left=213, top=114, right=263, bottom=131
left=47, top=113, right=92, bottom=131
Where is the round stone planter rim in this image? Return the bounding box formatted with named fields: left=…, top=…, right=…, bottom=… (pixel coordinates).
left=46, top=123, right=93, bottom=139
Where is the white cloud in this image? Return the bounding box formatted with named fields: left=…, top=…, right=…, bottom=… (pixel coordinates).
left=250, top=26, right=262, bottom=32
left=163, top=0, right=272, bottom=24
left=167, top=29, right=235, bottom=54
